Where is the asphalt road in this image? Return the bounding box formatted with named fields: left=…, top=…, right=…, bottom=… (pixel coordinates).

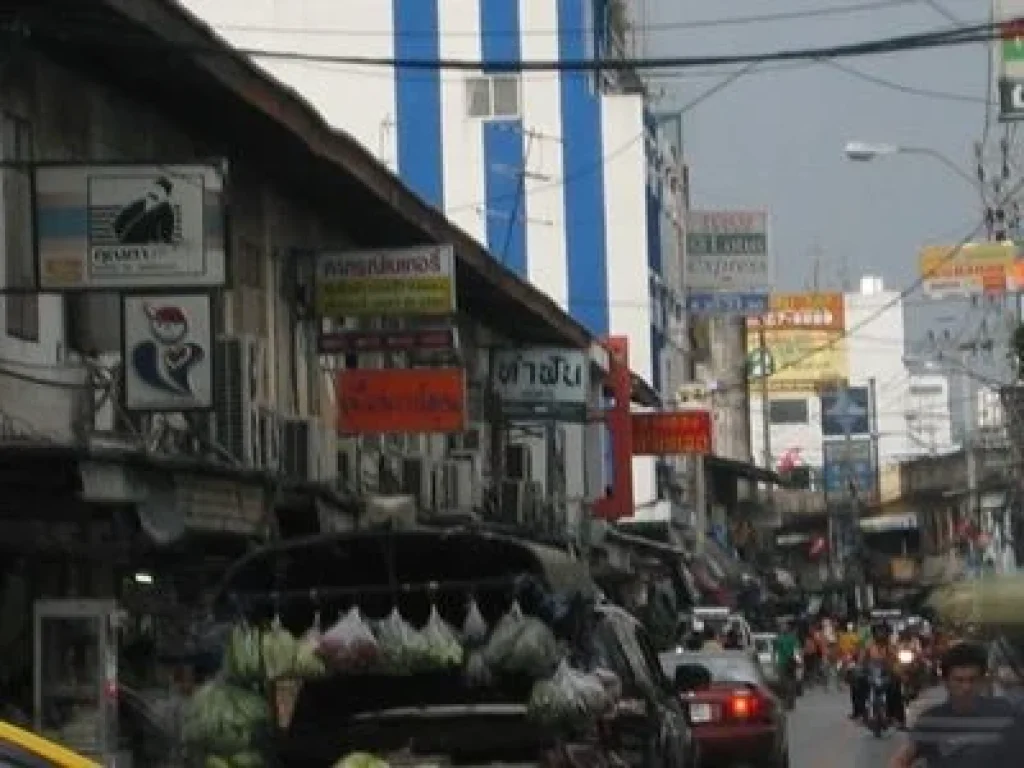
left=787, top=685, right=943, bottom=768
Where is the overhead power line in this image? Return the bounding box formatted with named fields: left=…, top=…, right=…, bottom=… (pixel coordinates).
left=22, top=17, right=1003, bottom=72
left=206, top=0, right=952, bottom=39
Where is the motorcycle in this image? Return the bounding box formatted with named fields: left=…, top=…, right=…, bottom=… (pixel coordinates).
left=864, top=663, right=891, bottom=738
left=794, top=653, right=805, bottom=696
left=896, top=648, right=921, bottom=702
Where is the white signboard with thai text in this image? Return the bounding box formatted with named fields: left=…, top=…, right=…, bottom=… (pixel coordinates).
left=492, top=348, right=589, bottom=421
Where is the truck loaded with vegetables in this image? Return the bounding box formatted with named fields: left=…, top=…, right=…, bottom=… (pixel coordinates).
left=186, top=529, right=642, bottom=768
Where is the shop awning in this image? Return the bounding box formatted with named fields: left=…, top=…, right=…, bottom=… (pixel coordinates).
left=705, top=454, right=788, bottom=486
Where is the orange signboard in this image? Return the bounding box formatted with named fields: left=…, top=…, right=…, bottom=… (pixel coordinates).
left=748, top=292, right=845, bottom=332
left=631, top=411, right=712, bottom=456
left=336, top=368, right=466, bottom=434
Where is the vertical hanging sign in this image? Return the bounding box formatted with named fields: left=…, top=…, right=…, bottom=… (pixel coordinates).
left=997, top=0, right=1024, bottom=120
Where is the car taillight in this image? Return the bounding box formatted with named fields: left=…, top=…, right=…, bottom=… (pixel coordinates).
left=728, top=692, right=758, bottom=719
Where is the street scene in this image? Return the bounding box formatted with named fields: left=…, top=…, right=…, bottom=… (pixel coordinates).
left=0, top=0, right=1024, bottom=767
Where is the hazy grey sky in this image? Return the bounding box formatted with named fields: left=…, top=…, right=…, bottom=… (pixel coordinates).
left=641, top=0, right=992, bottom=293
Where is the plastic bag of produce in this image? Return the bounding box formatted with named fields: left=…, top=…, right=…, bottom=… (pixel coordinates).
left=182, top=679, right=270, bottom=755
left=293, top=619, right=327, bottom=679
left=593, top=667, right=622, bottom=707
left=262, top=614, right=298, bottom=681
left=573, top=669, right=613, bottom=717
left=527, top=660, right=589, bottom=729
left=462, top=598, right=488, bottom=648
left=319, top=607, right=380, bottom=671
left=421, top=605, right=463, bottom=668
left=333, top=752, right=390, bottom=768
left=481, top=602, right=524, bottom=669
left=464, top=649, right=493, bottom=688
left=376, top=607, right=428, bottom=674
left=502, top=617, right=559, bottom=678
left=224, top=623, right=263, bottom=682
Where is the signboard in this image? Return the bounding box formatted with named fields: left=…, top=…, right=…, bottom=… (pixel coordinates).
left=823, top=438, right=877, bottom=505
left=336, top=368, right=465, bottom=434
left=36, top=164, right=226, bottom=290
left=491, top=348, right=589, bottom=421
left=998, top=2, right=1024, bottom=120
left=315, top=245, right=456, bottom=317
left=917, top=242, right=1017, bottom=296
left=319, top=327, right=457, bottom=354
left=685, top=291, right=769, bottom=316
left=684, top=210, right=773, bottom=291
left=746, top=329, right=847, bottom=393
left=121, top=293, right=213, bottom=411
left=748, top=292, right=845, bottom=332
left=630, top=411, right=712, bottom=455
left=821, top=386, right=871, bottom=436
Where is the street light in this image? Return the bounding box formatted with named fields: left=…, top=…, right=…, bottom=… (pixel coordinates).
left=842, top=141, right=981, bottom=191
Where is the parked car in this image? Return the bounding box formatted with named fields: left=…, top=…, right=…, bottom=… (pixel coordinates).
left=659, top=650, right=789, bottom=768
left=0, top=720, right=99, bottom=767
left=593, top=603, right=697, bottom=768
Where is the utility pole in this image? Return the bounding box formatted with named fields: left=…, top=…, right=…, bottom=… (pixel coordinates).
left=758, top=323, right=773, bottom=498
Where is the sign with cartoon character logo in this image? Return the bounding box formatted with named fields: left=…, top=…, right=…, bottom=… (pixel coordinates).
left=122, top=294, right=213, bottom=411
left=34, top=164, right=226, bottom=290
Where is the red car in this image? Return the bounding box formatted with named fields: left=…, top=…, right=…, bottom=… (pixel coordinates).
left=660, top=650, right=789, bottom=768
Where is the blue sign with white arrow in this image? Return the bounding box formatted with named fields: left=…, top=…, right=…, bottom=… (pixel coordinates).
left=685, top=291, right=770, bottom=316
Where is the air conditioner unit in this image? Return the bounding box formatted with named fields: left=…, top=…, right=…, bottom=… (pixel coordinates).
left=211, top=335, right=267, bottom=467
left=434, top=460, right=474, bottom=511
left=447, top=426, right=483, bottom=455
left=505, top=443, right=532, bottom=481
left=281, top=417, right=315, bottom=481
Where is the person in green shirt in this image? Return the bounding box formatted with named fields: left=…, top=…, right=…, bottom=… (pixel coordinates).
left=773, top=620, right=800, bottom=706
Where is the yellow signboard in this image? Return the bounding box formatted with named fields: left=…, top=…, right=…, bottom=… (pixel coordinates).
left=315, top=245, right=456, bottom=317
left=918, top=242, right=1017, bottom=297
left=746, top=329, right=847, bottom=393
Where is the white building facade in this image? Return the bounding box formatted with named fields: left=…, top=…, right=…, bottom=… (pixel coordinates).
left=749, top=278, right=917, bottom=477
left=184, top=0, right=690, bottom=506
left=905, top=374, right=955, bottom=455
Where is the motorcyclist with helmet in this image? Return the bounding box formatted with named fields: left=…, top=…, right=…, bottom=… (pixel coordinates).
left=896, top=627, right=924, bottom=700
left=852, top=621, right=907, bottom=728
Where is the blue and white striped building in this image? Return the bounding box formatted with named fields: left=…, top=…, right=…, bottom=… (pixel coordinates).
left=187, top=0, right=690, bottom=504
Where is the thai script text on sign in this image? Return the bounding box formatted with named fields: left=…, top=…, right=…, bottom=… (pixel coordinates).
left=492, top=348, right=588, bottom=420
left=336, top=368, right=466, bottom=434
left=918, top=242, right=1016, bottom=297
left=748, top=292, right=845, bottom=332
left=316, top=245, right=456, bottom=317
left=631, top=411, right=712, bottom=456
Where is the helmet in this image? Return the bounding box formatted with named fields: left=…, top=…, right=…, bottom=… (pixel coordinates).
left=872, top=622, right=889, bottom=639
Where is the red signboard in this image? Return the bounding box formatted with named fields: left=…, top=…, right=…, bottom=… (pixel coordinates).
left=336, top=368, right=466, bottom=434
left=592, top=337, right=634, bottom=522
left=630, top=411, right=712, bottom=455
